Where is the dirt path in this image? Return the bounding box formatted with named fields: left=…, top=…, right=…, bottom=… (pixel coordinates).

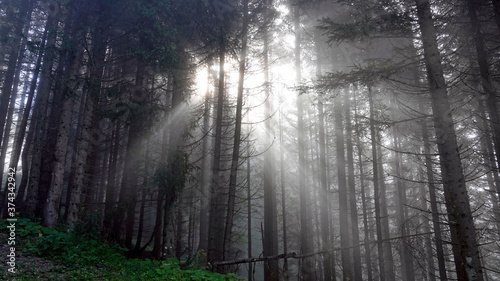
left=0, top=241, right=67, bottom=280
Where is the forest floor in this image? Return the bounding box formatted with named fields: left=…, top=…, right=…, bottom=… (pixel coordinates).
left=0, top=239, right=68, bottom=280
left=0, top=218, right=239, bottom=281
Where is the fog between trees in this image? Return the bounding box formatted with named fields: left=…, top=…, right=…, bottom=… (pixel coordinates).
left=0, top=0, right=500, bottom=280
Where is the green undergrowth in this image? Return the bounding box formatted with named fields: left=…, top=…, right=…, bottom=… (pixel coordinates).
left=1, top=218, right=238, bottom=280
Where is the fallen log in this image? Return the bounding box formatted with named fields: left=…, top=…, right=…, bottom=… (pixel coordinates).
left=212, top=231, right=435, bottom=269
left=213, top=252, right=298, bottom=268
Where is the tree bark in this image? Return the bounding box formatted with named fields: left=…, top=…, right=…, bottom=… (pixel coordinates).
left=314, top=27, right=334, bottom=281
left=318, top=93, right=333, bottom=281
left=466, top=0, right=500, bottom=196
left=207, top=29, right=227, bottom=265
left=0, top=18, right=30, bottom=216
left=175, top=201, right=183, bottom=259
left=66, top=65, right=101, bottom=230
left=262, top=3, right=279, bottom=280
left=247, top=115, right=253, bottom=281
left=3, top=27, right=47, bottom=211
left=104, top=120, right=121, bottom=236
left=0, top=0, right=32, bottom=150
left=415, top=0, right=484, bottom=279
left=490, top=0, right=500, bottom=33
left=0, top=0, right=16, bottom=75
left=79, top=1, right=110, bottom=221
left=368, top=86, right=387, bottom=281
left=345, top=88, right=363, bottom=281
left=119, top=60, right=147, bottom=248
left=197, top=65, right=211, bottom=254
left=475, top=97, right=500, bottom=236
left=43, top=0, right=87, bottom=227
left=279, top=106, right=289, bottom=280
left=334, top=90, right=353, bottom=281
left=419, top=99, right=448, bottom=280
left=223, top=0, right=250, bottom=262
left=39, top=4, right=78, bottom=219
left=0, top=23, right=27, bottom=195
left=133, top=139, right=152, bottom=255
left=418, top=167, right=436, bottom=281
left=354, top=89, right=374, bottom=281
left=391, top=109, right=415, bottom=281
left=152, top=75, right=173, bottom=258
left=376, top=137, right=396, bottom=281
left=294, top=4, right=315, bottom=280
left=25, top=1, right=61, bottom=219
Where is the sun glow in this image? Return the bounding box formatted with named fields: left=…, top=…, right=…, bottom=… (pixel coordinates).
left=190, top=39, right=303, bottom=146
left=192, top=61, right=243, bottom=103
left=193, top=57, right=297, bottom=102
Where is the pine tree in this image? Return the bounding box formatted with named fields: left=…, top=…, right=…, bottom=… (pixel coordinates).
left=414, top=0, right=484, bottom=279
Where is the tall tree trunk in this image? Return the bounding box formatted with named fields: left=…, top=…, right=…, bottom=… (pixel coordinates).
left=247, top=114, right=253, bottom=281
left=294, top=4, right=315, bottom=280
left=0, top=0, right=32, bottom=150
left=104, top=120, right=121, bottom=236
left=38, top=4, right=77, bottom=219
left=207, top=31, right=227, bottom=265
left=67, top=45, right=106, bottom=229
left=43, top=1, right=87, bottom=227
left=466, top=0, right=500, bottom=194
left=308, top=108, right=323, bottom=280
left=490, top=0, right=500, bottom=33
left=279, top=106, right=289, bottom=280
left=4, top=27, right=47, bottom=211
left=135, top=187, right=148, bottom=252
left=152, top=160, right=165, bottom=258
left=418, top=166, right=436, bottom=281
left=334, top=90, right=353, bottom=281
left=419, top=99, right=448, bottom=280
left=415, top=0, right=484, bottom=279
left=367, top=86, right=387, bottom=281
left=63, top=93, right=86, bottom=220
left=345, top=88, right=362, bottom=281
left=314, top=29, right=334, bottom=281
left=0, top=20, right=30, bottom=216
left=0, top=0, right=16, bottom=75
left=318, top=90, right=333, bottom=281
left=262, top=3, right=279, bottom=280
left=475, top=97, right=500, bottom=236
left=175, top=201, right=183, bottom=259
left=197, top=66, right=211, bottom=254
left=376, top=137, right=396, bottom=281
left=134, top=139, right=151, bottom=254
left=188, top=188, right=196, bottom=254
left=354, top=89, right=374, bottom=281
left=0, top=19, right=29, bottom=199
left=391, top=111, right=415, bottom=281
left=20, top=1, right=60, bottom=218
left=66, top=60, right=102, bottom=230
left=223, top=0, right=250, bottom=261
left=151, top=74, right=174, bottom=258
left=120, top=60, right=147, bottom=248
left=79, top=1, right=110, bottom=220
left=168, top=55, right=191, bottom=257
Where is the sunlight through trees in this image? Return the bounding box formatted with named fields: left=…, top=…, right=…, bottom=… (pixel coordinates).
left=0, top=0, right=499, bottom=280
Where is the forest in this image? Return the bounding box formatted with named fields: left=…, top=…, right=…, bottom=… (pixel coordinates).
left=0, top=0, right=500, bottom=280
